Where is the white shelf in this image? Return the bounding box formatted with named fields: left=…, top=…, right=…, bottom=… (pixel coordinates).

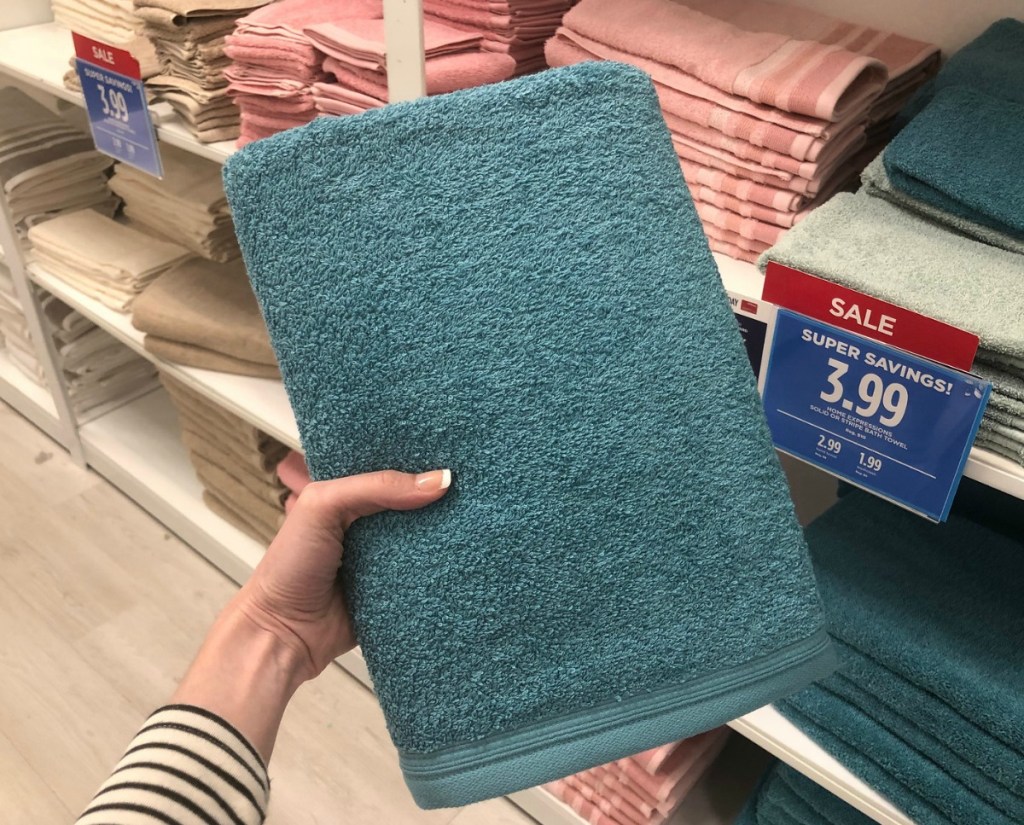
left=29, top=263, right=301, bottom=450
left=730, top=706, right=912, bottom=825
left=0, top=348, right=63, bottom=441
left=0, top=22, right=235, bottom=164
left=80, top=386, right=267, bottom=583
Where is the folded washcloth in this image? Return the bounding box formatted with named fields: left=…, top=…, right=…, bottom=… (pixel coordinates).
left=557, top=0, right=890, bottom=121
left=322, top=51, right=516, bottom=100
left=777, top=489, right=1024, bottom=825
left=744, top=762, right=875, bottom=825
left=758, top=193, right=1024, bottom=364
left=883, top=87, right=1024, bottom=241
left=131, top=258, right=278, bottom=376
left=224, top=61, right=833, bottom=807
left=860, top=153, right=1024, bottom=254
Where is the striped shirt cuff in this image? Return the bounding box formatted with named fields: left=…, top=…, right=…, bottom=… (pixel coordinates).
left=76, top=705, right=270, bottom=825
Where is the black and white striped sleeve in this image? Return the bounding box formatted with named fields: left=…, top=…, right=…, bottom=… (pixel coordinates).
left=75, top=705, right=270, bottom=825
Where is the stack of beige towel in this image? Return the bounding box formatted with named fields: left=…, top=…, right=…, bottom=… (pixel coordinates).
left=109, top=144, right=240, bottom=261
left=161, top=372, right=288, bottom=544
left=42, top=294, right=160, bottom=421
left=52, top=0, right=160, bottom=91
left=546, top=0, right=939, bottom=262
left=136, top=0, right=274, bottom=143
left=132, top=258, right=279, bottom=377
left=0, top=88, right=116, bottom=239
left=0, top=263, right=47, bottom=386
left=27, top=209, right=192, bottom=312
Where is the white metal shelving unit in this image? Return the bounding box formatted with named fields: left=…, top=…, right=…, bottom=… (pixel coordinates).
left=0, top=2, right=1020, bottom=824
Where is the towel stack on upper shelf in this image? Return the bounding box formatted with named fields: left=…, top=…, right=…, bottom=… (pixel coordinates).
left=52, top=0, right=160, bottom=89
left=135, top=0, right=274, bottom=143
left=736, top=762, right=873, bottom=825
left=424, top=0, right=575, bottom=77
left=545, top=0, right=938, bottom=262
left=132, top=258, right=279, bottom=377
left=0, top=264, right=47, bottom=386
left=27, top=209, right=192, bottom=312
left=224, top=0, right=366, bottom=145
left=762, top=20, right=1024, bottom=467
left=109, top=144, right=240, bottom=261
left=546, top=729, right=731, bottom=825
left=161, top=372, right=288, bottom=544
left=0, top=89, right=116, bottom=239
left=42, top=294, right=160, bottom=421
left=307, top=17, right=515, bottom=114
left=774, top=485, right=1024, bottom=825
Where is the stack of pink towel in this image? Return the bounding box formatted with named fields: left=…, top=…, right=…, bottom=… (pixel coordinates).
left=424, top=0, right=576, bottom=77
left=546, top=0, right=939, bottom=262
left=277, top=449, right=311, bottom=513
left=224, top=0, right=380, bottom=145
left=306, top=17, right=516, bottom=113
left=546, top=728, right=730, bottom=825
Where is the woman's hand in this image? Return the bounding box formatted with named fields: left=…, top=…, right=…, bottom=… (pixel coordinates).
left=172, top=469, right=451, bottom=761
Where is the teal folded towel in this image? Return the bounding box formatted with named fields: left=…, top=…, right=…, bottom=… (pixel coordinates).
left=896, top=19, right=1024, bottom=126
left=758, top=193, right=1024, bottom=364
left=743, top=761, right=875, bottom=825
left=776, top=491, right=1024, bottom=825
left=860, top=153, right=1024, bottom=254
left=222, top=62, right=834, bottom=808
left=884, top=87, right=1024, bottom=240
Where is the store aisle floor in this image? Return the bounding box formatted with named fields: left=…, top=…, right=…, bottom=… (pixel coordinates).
left=0, top=400, right=535, bottom=825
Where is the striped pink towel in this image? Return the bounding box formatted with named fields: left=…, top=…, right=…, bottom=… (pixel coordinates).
left=695, top=201, right=787, bottom=246
left=679, top=159, right=805, bottom=211
left=546, top=780, right=622, bottom=825
left=558, top=0, right=887, bottom=121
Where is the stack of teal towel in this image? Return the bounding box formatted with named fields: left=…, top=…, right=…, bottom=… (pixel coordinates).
left=760, top=19, right=1024, bottom=467
left=771, top=485, right=1024, bottom=825
left=736, top=762, right=874, bottom=825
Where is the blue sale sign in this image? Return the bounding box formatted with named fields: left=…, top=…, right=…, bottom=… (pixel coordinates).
left=73, top=33, right=162, bottom=178
left=763, top=310, right=991, bottom=521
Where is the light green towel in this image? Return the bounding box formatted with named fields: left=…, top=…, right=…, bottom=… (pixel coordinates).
left=759, top=193, right=1024, bottom=364
left=860, top=154, right=1024, bottom=255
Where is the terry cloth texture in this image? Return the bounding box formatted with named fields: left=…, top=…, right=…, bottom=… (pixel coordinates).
left=224, top=61, right=834, bottom=807
left=776, top=489, right=1024, bottom=825
left=27, top=209, right=193, bottom=312
left=545, top=0, right=937, bottom=262
left=883, top=86, right=1024, bottom=241
left=109, top=145, right=241, bottom=261
left=132, top=258, right=279, bottom=377
left=545, top=729, right=730, bottom=825
left=52, top=0, right=161, bottom=82
left=0, top=265, right=46, bottom=388
left=860, top=154, right=1024, bottom=255
left=160, top=372, right=287, bottom=543
left=0, top=88, right=116, bottom=237
left=743, top=761, right=876, bottom=825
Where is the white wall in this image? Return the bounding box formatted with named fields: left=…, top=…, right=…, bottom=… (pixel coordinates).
left=0, top=1, right=53, bottom=31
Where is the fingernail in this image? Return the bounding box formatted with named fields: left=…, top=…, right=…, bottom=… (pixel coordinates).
left=416, top=469, right=452, bottom=491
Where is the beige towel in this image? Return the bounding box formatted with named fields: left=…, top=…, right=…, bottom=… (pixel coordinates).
left=202, top=489, right=277, bottom=544
left=145, top=336, right=280, bottom=378
left=191, top=449, right=287, bottom=507
left=132, top=258, right=276, bottom=366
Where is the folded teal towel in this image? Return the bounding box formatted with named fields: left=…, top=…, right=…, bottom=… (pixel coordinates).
left=884, top=87, right=1024, bottom=240
left=860, top=153, right=1024, bottom=254
left=223, top=62, right=834, bottom=808
left=776, top=491, right=1024, bottom=825
left=743, top=761, right=875, bottom=825
left=896, top=19, right=1024, bottom=126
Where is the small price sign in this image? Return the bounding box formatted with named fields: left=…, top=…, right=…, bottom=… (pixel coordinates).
left=763, top=310, right=990, bottom=521
left=73, top=32, right=162, bottom=177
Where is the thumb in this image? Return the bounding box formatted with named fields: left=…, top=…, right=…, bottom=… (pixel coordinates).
left=296, top=468, right=452, bottom=534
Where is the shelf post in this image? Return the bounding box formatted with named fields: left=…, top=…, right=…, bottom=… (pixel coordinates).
left=384, top=0, right=427, bottom=103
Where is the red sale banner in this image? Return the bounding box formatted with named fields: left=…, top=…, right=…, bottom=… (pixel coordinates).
left=762, top=263, right=979, bottom=372
left=72, top=32, right=141, bottom=79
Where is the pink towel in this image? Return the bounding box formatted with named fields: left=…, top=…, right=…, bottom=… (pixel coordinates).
left=224, top=37, right=323, bottom=69
left=277, top=450, right=311, bottom=494
left=322, top=51, right=515, bottom=100
left=304, top=18, right=482, bottom=72
left=236, top=0, right=383, bottom=33
left=688, top=183, right=809, bottom=228
left=559, top=0, right=887, bottom=121
left=695, top=200, right=788, bottom=245
left=563, top=777, right=640, bottom=825
left=680, top=159, right=805, bottom=212
left=311, top=81, right=384, bottom=115
left=615, top=729, right=728, bottom=803
left=546, top=781, right=621, bottom=825
left=707, top=236, right=759, bottom=263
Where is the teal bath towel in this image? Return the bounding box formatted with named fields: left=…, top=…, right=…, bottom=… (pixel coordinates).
left=223, top=63, right=834, bottom=808
left=884, top=87, right=1024, bottom=240
left=777, top=490, right=1024, bottom=825
left=860, top=153, right=1024, bottom=254
left=742, top=762, right=875, bottom=825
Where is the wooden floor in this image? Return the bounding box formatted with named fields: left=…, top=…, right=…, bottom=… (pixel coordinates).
left=0, top=400, right=536, bottom=825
